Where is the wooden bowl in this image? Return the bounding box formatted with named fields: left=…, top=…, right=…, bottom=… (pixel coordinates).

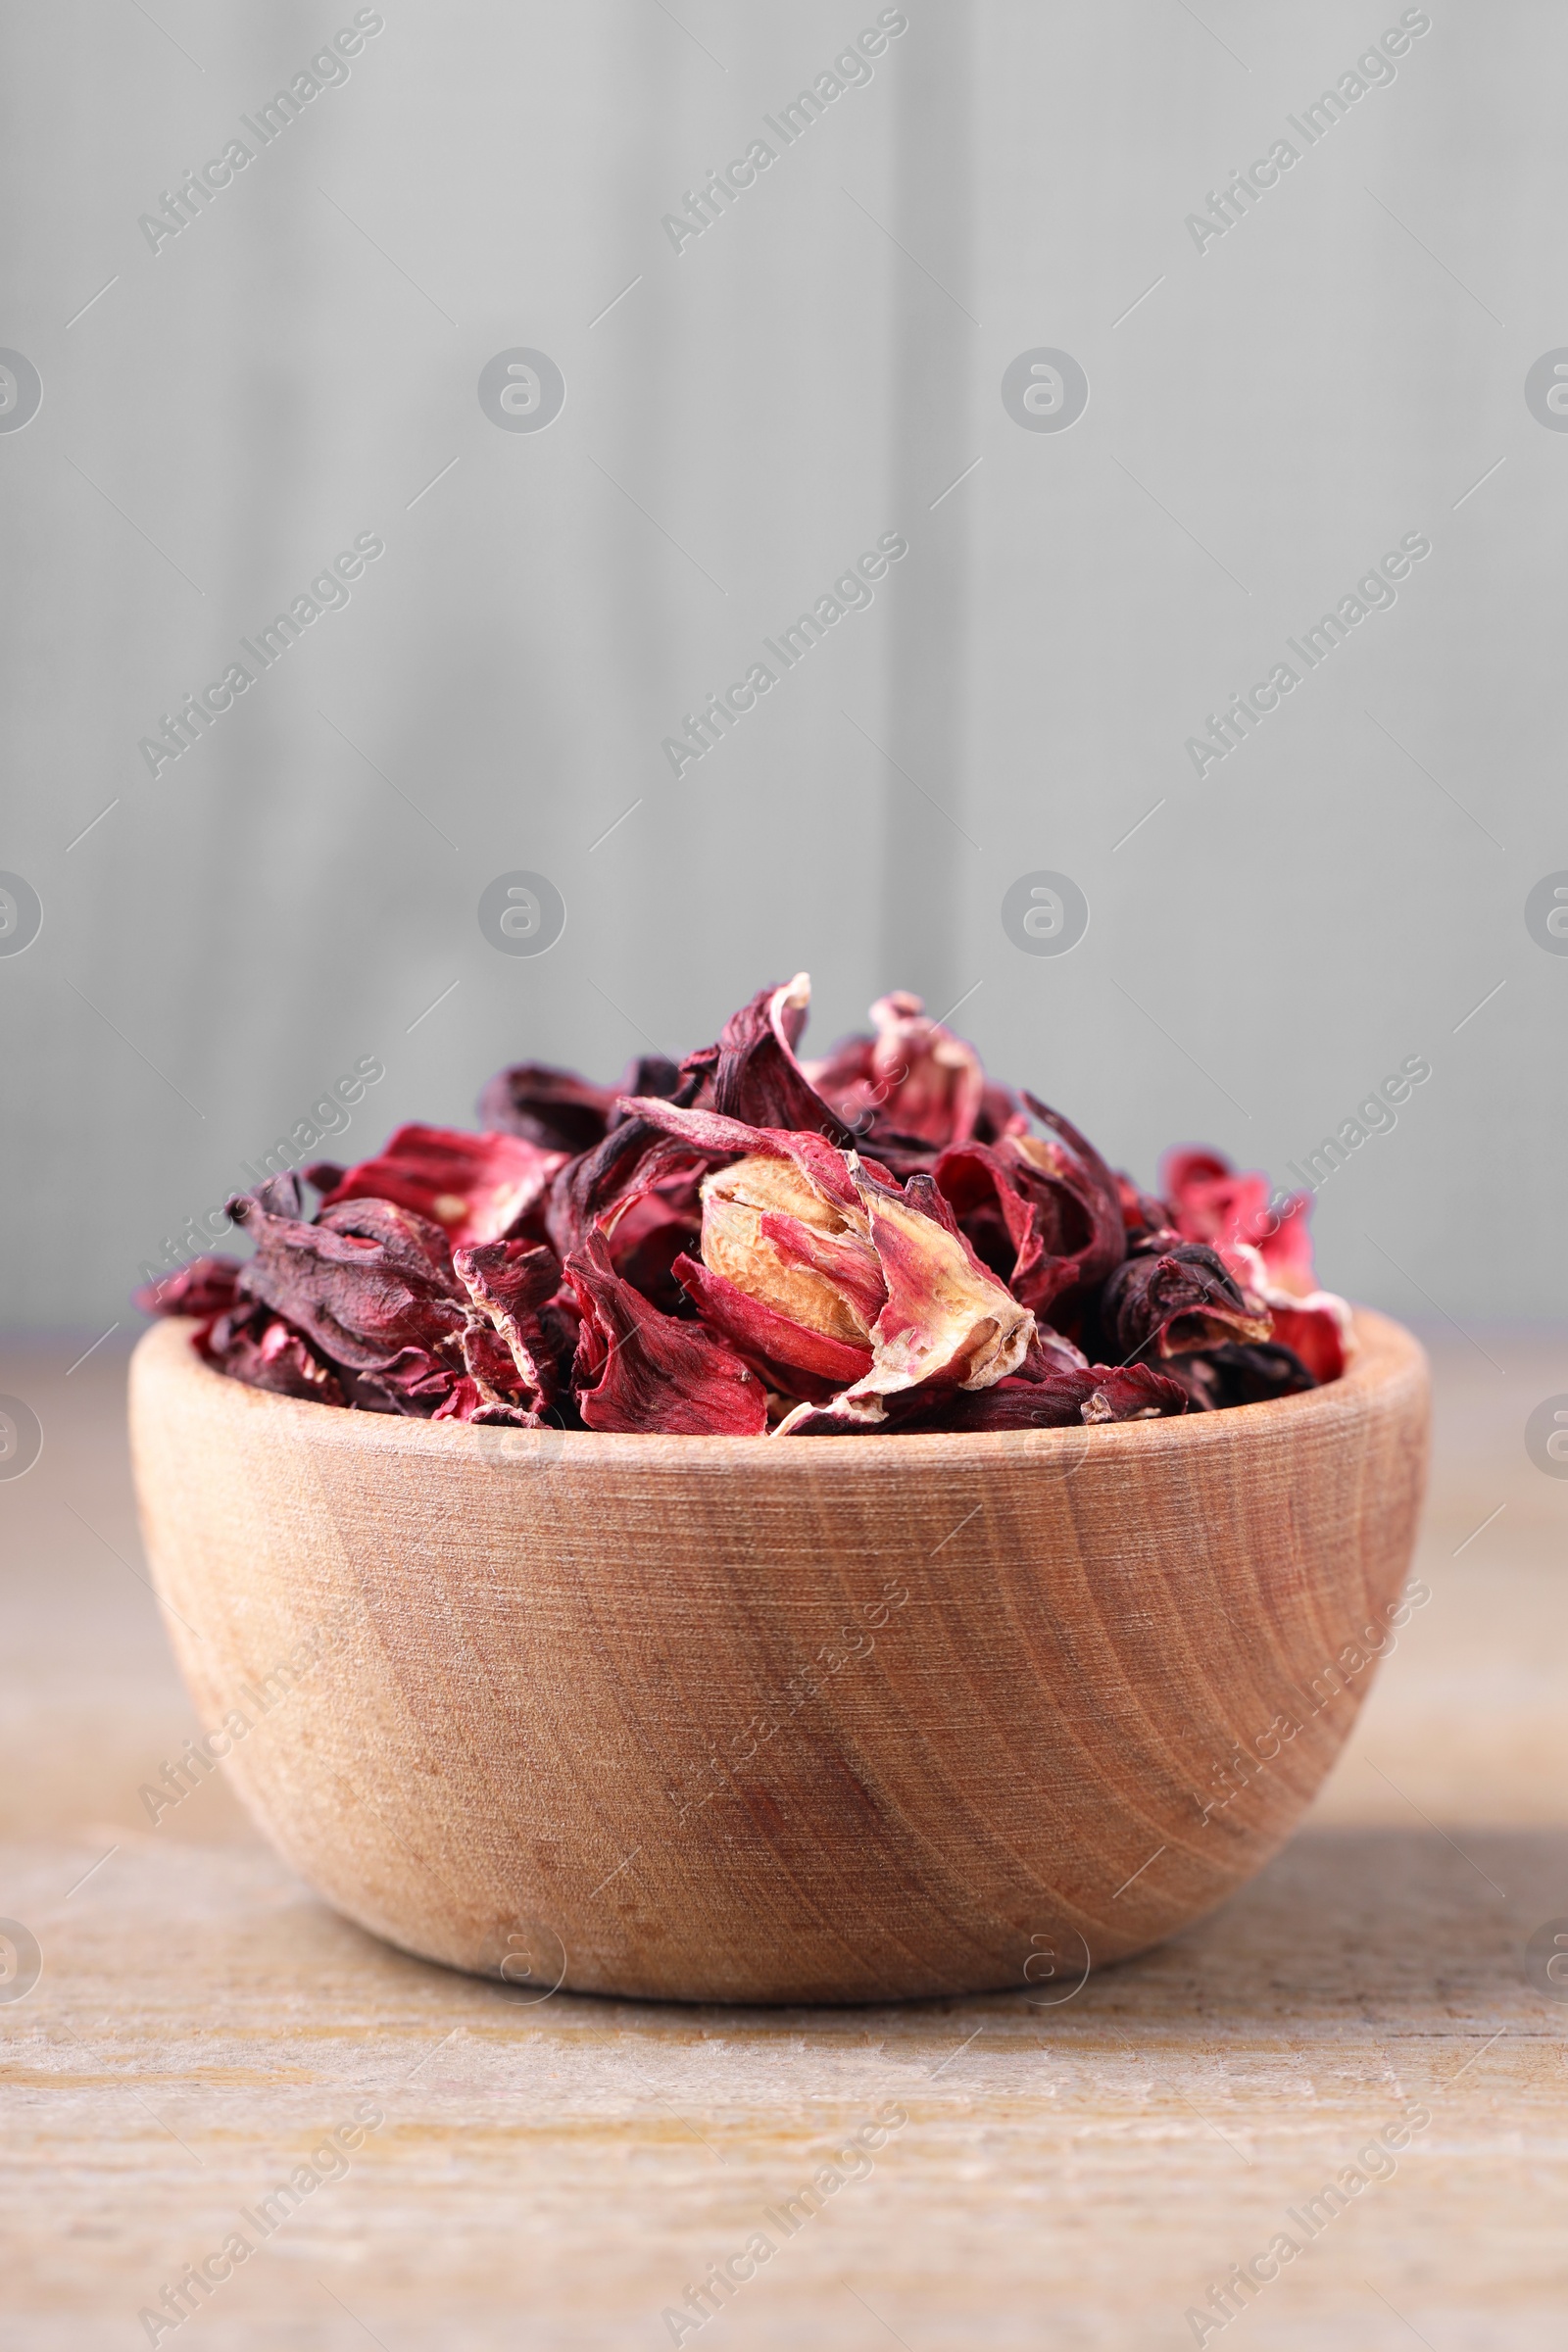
left=129, top=1309, right=1428, bottom=2005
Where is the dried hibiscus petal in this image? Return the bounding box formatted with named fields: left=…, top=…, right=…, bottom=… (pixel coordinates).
left=685, top=974, right=855, bottom=1143
left=1250, top=1290, right=1349, bottom=1384
left=228, top=1192, right=466, bottom=1376
left=319, top=1123, right=564, bottom=1249
left=671, top=1251, right=874, bottom=1402
left=934, top=1131, right=1123, bottom=1324
left=1204, top=1342, right=1318, bottom=1405
left=564, top=1230, right=767, bottom=1435
left=475, top=1062, right=620, bottom=1153
left=428, top=1318, right=551, bottom=1426
left=544, top=1108, right=710, bottom=1270
left=344, top=1350, right=467, bottom=1417
left=803, top=990, right=986, bottom=1155
left=1114, top=1170, right=1177, bottom=1247
left=699, top=1150, right=883, bottom=1348
left=452, top=1239, right=562, bottom=1412
left=1159, top=1145, right=1319, bottom=1296
left=477, top=1054, right=689, bottom=1154
left=905, top=1360, right=1188, bottom=1431
left=134, top=1255, right=244, bottom=1319
left=1014, top=1324, right=1091, bottom=1379
left=198, top=1303, right=346, bottom=1405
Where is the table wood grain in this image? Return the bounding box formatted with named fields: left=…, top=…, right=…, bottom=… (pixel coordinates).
left=3, top=1327, right=1566, bottom=2351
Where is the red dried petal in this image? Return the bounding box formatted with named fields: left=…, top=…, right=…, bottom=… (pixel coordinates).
left=134, top=1255, right=243, bottom=1318
left=320, top=1123, right=564, bottom=1248
left=1260, top=1298, right=1347, bottom=1384
left=1013, top=1095, right=1127, bottom=1306
left=1114, top=1169, right=1176, bottom=1245
left=619, top=1098, right=867, bottom=1215
left=564, top=1231, right=767, bottom=1435
left=430, top=1374, right=548, bottom=1428
left=1159, top=1144, right=1317, bottom=1296
left=672, top=1250, right=874, bottom=1401
left=803, top=989, right=985, bottom=1154
left=1014, top=1324, right=1091, bottom=1379
left=1079, top=1363, right=1192, bottom=1422
left=544, top=1111, right=712, bottom=1269
left=934, top=1138, right=1122, bottom=1319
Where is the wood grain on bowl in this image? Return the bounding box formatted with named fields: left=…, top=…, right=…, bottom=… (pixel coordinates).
left=129, top=1309, right=1429, bottom=2004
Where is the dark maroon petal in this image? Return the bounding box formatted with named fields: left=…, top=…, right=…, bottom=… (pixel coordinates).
left=564, top=1231, right=767, bottom=1435
left=613, top=1054, right=685, bottom=1111
left=672, top=1250, right=874, bottom=1402
left=904, top=1374, right=1094, bottom=1431
left=1017, top=1094, right=1127, bottom=1299
left=1200, top=1343, right=1317, bottom=1405
left=453, top=1237, right=559, bottom=1323
left=344, top=1348, right=466, bottom=1415
left=1013, top=1324, right=1091, bottom=1380
left=476, top=1062, right=619, bottom=1154
left=251, top=1170, right=308, bottom=1220
left=702, top=977, right=855, bottom=1144
left=134, top=1256, right=244, bottom=1319
left=545, top=1118, right=710, bottom=1270
left=1096, top=1241, right=1271, bottom=1361
left=228, top=1193, right=466, bottom=1375
left=906, top=1361, right=1187, bottom=1430
left=1114, top=1169, right=1177, bottom=1247
left=1079, top=1363, right=1191, bottom=1422
left=197, top=1305, right=346, bottom=1405
left=935, top=1131, right=1120, bottom=1325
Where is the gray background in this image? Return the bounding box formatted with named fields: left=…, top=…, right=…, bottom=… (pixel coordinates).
left=1, top=0, right=1561, bottom=1332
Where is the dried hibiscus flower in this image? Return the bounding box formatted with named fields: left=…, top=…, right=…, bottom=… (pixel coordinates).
left=1096, top=1240, right=1272, bottom=1364
left=793, top=1160, right=1033, bottom=1433
left=136, top=969, right=1352, bottom=1438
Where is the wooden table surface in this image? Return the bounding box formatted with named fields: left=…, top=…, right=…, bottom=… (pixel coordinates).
left=3, top=1324, right=1566, bottom=2351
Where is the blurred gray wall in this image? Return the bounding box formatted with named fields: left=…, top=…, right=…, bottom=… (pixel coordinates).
left=2, top=0, right=1563, bottom=1331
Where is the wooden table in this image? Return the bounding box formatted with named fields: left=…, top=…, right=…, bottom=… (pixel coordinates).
left=3, top=1327, right=1566, bottom=2350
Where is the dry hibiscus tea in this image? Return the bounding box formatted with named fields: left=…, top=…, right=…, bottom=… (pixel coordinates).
left=136, top=977, right=1352, bottom=1436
